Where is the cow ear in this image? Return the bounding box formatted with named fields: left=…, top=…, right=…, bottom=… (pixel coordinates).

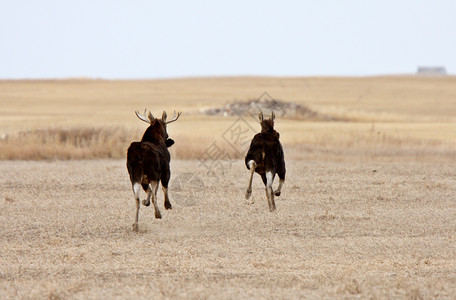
left=165, top=138, right=175, bottom=147
left=270, top=111, right=275, bottom=122
left=162, top=111, right=167, bottom=123
left=258, top=112, right=264, bottom=122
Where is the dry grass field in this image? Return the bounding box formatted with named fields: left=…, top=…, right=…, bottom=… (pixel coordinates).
left=1, top=76, right=455, bottom=161
left=1, top=76, right=456, bottom=298
left=1, top=159, right=455, bottom=299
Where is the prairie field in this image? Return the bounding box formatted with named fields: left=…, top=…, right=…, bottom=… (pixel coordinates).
left=1, top=76, right=456, bottom=298
left=1, top=159, right=455, bottom=299
left=1, top=76, right=455, bottom=161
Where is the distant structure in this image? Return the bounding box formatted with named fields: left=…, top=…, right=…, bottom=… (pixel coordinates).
left=417, top=66, right=447, bottom=76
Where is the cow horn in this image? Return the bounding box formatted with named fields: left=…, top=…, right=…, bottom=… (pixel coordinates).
left=165, top=110, right=182, bottom=124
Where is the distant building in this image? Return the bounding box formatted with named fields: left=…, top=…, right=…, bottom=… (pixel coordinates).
left=417, top=66, right=447, bottom=76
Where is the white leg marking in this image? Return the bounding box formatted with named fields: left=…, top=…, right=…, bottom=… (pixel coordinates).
left=132, top=183, right=141, bottom=231
left=151, top=181, right=162, bottom=219
left=245, top=160, right=256, bottom=200
left=133, top=183, right=141, bottom=201
left=266, top=171, right=276, bottom=211
left=266, top=171, right=273, bottom=189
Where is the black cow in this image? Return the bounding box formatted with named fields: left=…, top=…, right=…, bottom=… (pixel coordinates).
left=245, top=111, right=286, bottom=211
left=127, top=109, right=181, bottom=231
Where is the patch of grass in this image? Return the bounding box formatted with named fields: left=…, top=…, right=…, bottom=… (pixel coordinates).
left=1, top=77, right=455, bottom=161
left=1, top=123, right=455, bottom=162
left=0, top=127, right=134, bottom=160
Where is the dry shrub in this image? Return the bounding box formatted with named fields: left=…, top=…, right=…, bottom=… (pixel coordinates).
left=0, top=127, right=244, bottom=161
left=1, top=124, right=455, bottom=162
left=0, top=127, right=135, bottom=160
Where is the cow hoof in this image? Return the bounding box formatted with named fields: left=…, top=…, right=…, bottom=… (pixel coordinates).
left=142, top=199, right=150, bottom=206
left=132, top=223, right=139, bottom=232
left=245, top=189, right=252, bottom=199
left=155, top=212, right=162, bottom=219
left=274, top=190, right=281, bottom=197
left=165, top=202, right=172, bottom=210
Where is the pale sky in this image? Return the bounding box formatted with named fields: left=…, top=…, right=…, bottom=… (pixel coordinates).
left=1, top=0, right=455, bottom=79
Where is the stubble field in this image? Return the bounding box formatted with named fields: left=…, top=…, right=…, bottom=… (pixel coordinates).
left=1, top=76, right=456, bottom=298
left=1, top=159, right=455, bottom=299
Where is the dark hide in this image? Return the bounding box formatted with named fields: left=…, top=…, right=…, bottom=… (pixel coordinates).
left=244, top=112, right=286, bottom=211
left=245, top=132, right=285, bottom=182
left=127, top=111, right=180, bottom=231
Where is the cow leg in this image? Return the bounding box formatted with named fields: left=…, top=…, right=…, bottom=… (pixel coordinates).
left=245, top=160, right=257, bottom=200
left=161, top=170, right=172, bottom=210
left=261, top=173, right=268, bottom=203
left=274, top=163, right=286, bottom=197
left=264, top=185, right=276, bottom=211
left=266, top=171, right=276, bottom=212
left=151, top=181, right=162, bottom=219
left=142, top=184, right=152, bottom=207
left=163, top=186, right=172, bottom=210
left=132, top=183, right=141, bottom=231
left=274, top=179, right=285, bottom=197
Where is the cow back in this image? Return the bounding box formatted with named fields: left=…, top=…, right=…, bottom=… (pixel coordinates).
left=245, top=132, right=284, bottom=174
left=127, top=141, right=170, bottom=184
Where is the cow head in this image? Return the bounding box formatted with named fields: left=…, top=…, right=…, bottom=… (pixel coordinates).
left=259, top=111, right=275, bottom=134
left=135, top=109, right=181, bottom=146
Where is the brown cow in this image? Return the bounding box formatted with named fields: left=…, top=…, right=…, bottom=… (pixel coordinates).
left=127, top=109, right=181, bottom=231
left=244, top=111, right=286, bottom=211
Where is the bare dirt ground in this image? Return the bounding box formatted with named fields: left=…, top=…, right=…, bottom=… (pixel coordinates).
left=1, top=159, right=455, bottom=299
